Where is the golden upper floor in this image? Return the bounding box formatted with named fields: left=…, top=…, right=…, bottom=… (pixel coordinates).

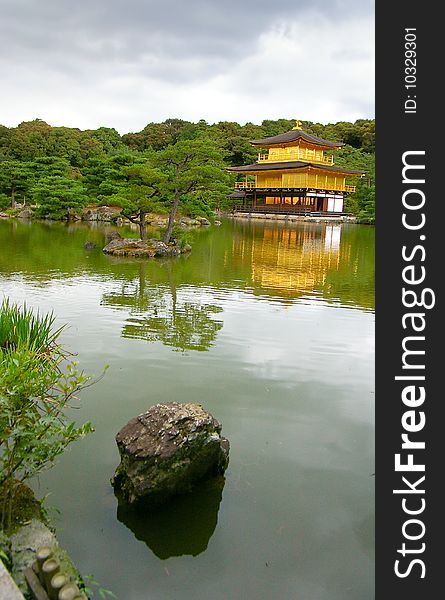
left=257, top=146, right=334, bottom=165
left=250, top=122, right=343, bottom=166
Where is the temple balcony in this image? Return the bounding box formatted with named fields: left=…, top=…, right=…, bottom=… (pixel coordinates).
left=235, top=181, right=256, bottom=189
left=235, top=181, right=356, bottom=193
left=257, top=150, right=334, bottom=166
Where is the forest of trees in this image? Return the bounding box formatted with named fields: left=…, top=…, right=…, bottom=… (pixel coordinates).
left=0, top=117, right=375, bottom=223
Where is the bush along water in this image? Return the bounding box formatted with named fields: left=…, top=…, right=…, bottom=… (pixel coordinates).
left=0, top=299, right=95, bottom=533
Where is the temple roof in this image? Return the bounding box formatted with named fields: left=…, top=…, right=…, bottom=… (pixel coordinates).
left=249, top=129, right=344, bottom=148
left=227, top=161, right=364, bottom=175
left=228, top=189, right=246, bottom=198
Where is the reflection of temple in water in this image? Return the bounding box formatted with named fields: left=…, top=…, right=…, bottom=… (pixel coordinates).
left=233, top=223, right=343, bottom=296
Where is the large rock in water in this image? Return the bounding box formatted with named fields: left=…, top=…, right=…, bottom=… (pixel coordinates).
left=112, top=403, right=230, bottom=508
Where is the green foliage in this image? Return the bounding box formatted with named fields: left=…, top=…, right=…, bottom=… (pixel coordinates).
left=152, top=136, right=231, bottom=242
left=160, top=224, right=195, bottom=248
left=83, top=574, right=117, bottom=599
left=261, top=118, right=294, bottom=137
left=335, top=146, right=375, bottom=182
left=153, top=136, right=229, bottom=190
left=2, top=119, right=125, bottom=167
left=303, top=119, right=375, bottom=152
left=345, top=180, right=375, bottom=223
left=32, top=175, right=89, bottom=219
left=0, top=547, right=11, bottom=570
left=89, top=127, right=126, bottom=155
left=0, top=160, right=35, bottom=206
left=82, top=154, right=142, bottom=202
left=0, top=299, right=64, bottom=351
left=0, top=300, right=95, bottom=531
left=0, top=116, right=375, bottom=221
left=122, top=118, right=197, bottom=152
left=107, top=136, right=231, bottom=240
left=108, top=160, right=167, bottom=239
left=356, top=183, right=376, bottom=223
left=335, top=145, right=375, bottom=218
left=181, top=195, right=215, bottom=219
left=0, top=156, right=85, bottom=215
left=6, top=119, right=53, bottom=161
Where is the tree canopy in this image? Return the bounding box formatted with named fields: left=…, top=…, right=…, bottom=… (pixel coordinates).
left=0, top=117, right=375, bottom=222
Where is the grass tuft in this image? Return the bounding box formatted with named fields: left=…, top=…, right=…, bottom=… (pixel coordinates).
left=0, top=298, right=65, bottom=354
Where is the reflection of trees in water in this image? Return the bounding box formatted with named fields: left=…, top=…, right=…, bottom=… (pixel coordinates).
left=123, top=300, right=223, bottom=351
left=101, top=262, right=223, bottom=352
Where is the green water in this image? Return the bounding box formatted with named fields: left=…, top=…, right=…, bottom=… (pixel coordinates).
left=0, top=217, right=374, bottom=600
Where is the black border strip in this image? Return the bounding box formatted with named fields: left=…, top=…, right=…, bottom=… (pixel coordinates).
left=376, top=1, right=442, bottom=596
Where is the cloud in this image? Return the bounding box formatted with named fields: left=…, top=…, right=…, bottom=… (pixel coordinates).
left=0, top=0, right=374, bottom=132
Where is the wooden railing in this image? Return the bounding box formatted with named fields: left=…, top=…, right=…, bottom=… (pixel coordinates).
left=258, top=151, right=334, bottom=165
left=235, top=181, right=356, bottom=192
left=235, top=181, right=256, bottom=189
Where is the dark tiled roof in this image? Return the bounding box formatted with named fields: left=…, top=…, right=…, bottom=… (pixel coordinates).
left=250, top=130, right=344, bottom=148
left=227, top=161, right=364, bottom=175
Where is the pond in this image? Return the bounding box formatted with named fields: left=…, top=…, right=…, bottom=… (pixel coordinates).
left=0, top=217, right=374, bottom=600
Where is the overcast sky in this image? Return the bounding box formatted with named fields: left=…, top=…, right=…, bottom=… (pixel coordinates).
left=1, top=0, right=374, bottom=133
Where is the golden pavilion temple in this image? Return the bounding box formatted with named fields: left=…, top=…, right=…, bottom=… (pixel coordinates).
left=227, top=121, right=365, bottom=214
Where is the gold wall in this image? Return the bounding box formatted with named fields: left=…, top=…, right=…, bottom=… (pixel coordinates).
left=257, top=170, right=347, bottom=191
left=267, top=146, right=326, bottom=164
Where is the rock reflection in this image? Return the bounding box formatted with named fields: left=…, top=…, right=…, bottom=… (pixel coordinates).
left=116, top=476, right=225, bottom=559
left=102, top=262, right=223, bottom=351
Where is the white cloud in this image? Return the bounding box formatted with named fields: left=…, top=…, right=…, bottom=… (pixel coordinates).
left=210, top=15, right=375, bottom=125
left=0, top=2, right=374, bottom=132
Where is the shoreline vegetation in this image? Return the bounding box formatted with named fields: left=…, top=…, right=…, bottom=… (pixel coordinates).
left=0, top=299, right=95, bottom=534
left=0, top=118, right=375, bottom=228
left=0, top=300, right=101, bottom=597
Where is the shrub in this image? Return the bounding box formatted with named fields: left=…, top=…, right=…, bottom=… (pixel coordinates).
left=181, top=196, right=214, bottom=219
left=0, top=299, right=63, bottom=351
left=0, top=193, right=9, bottom=210
left=158, top=224, right=196, bottom=248
left=0, top=300, right=95, bottom=531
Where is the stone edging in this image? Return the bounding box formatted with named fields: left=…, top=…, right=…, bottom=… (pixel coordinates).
left=0, top=560, right=25, bottom=600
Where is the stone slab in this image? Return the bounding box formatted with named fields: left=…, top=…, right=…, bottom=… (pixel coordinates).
left=0, top=560, right=25, bottom=600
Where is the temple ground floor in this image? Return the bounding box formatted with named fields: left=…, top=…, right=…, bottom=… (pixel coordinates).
left=231, top=188, right=347, bottom=214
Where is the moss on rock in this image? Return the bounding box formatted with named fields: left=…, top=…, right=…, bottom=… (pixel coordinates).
left=112, top=402, right=229, bottom=509
left=0, top=481, right=45, bottom=535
